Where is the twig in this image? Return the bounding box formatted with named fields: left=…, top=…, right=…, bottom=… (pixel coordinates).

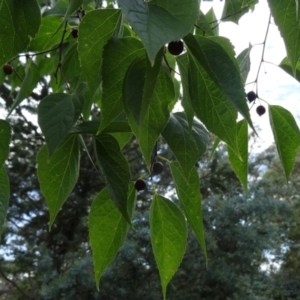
left=0, top=267, right=35, bottom=300
left=253, top=13, right=272, bottom=95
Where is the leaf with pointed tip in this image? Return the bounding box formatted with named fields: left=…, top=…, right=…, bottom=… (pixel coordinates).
left=0, top=167, right=9, bottom=236
left=0, top=0, right=41, bottom=68
left=38, top=93, right=82, bottom=156
left=237, top=45, right=252, bottom=83
left=28, top=16, right=64, bottom=51
left=0, top=120, right=11, bottom=167
left=110, top=133, right=133, bottom=149
left=94, top=134, right=131, bottom=223
left=176, top=53, right=194, bottom=128
left=184, top=34, right=253, bottom=131
left=37, top=135, right=80, bottom=228
left=89, top=185, right=136, bottom=290
left=268, top=0, right=300, bottom=75
left=187, top=51, right=239, bottom=156
left=228, top=119, right=248, bottom=193
left=118, top=0, right=198, bottom=63
left=8, top=60, right=40, bottom=117
left=99, top=37, right=144, bottom=131
left=279, top=57, right=300, bottom=83
left=170, top=162, right=207, bottom=263
left=269, top=105, right=300, bottom=180
left=78, top=9, right=121, bottom=117
left=242, top=0, right=258, bottom=6
left=205, top=8, right=218, bottom=36
left=123, top=57, right=175, bottom=168
left=221, top=0, right=251, bottom=24
left=162, top=112, right=209, bottom=177
left=150, top=194, right=187, bottom=300
left=195, top=9, right=215, bottom=36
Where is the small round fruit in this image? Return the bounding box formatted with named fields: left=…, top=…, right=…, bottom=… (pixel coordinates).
left=247, top=91, right=257, bottom=102
left=71, top=28, right=78, bottom=38
left=135, top=179, right=146, bottom=191
left=3, top=64, right=13, bottom=75
left=152, top=162, right=164, bottom=174
left=167, top=41, right=184, bottom=56
left=256, top=105, right=266, bottom=116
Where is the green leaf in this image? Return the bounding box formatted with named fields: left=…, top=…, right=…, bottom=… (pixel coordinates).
left=43, top=0, right=68, bottom=16
left=195, top=9, right=215, bottom=36
left=28, top=16, right=64, bottom=51
left=170, top=162, right=207, bottom=263
left=268, top=0, right=300, bottom=75
left=0, top=0, right=41, bottom=67
left=279, top=57, right=300, bottom=83
left=123, top=57, right=175, bottom=168
left=187, top=51, right=239, bottom=156
left=221, top=0, right=250, bottom=24
left=89, top=185, right=136, bottom=289
left=38, top=93, right=82, bottom=156
left=206, top=8, right=219, bottom=36
left=8, top=60, right=40, bottom=117
left=118, top=0, right=199, bottom=63
left=0, top=120, right=11, bottom=167
left=176, top=53, right=194, bottom=128
left=78, top=9, right=121, bottom=117
left=60, top=43, right=82, bottom=88
left=269, top=105, right=300, bottom=180
left=0, top=167, right=9, bottom=235
left=228, top=119, right=248, bottom=193
left=140, top=48, right=164, bottom=122
left=150, top=194, right=187, bottom=299
left=110, top=133, right=133, bottom=149
left=70, top=120, right=132, bottom=135
left=94, top=134, right=131, bottom=223
left=99, top=37, right=144, bottom=131
left=242, top=0, right=258, bottom=7
left=184, top=34, right=253, bottom=131
left=162, top=112, right=209, bottom=177
left=237, top=45, right=252, bottom=83
left=37, top=135, right=80, bottom=228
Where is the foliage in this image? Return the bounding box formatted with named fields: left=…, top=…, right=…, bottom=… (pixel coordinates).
left=1, top=0, right=300, bottom=296
left=0, top=113, right=295, bottom=299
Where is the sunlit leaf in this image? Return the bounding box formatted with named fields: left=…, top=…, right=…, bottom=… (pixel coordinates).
left=228, top=119, right=248, bottom=193
left=150, top=194, right=187, bottom=300
left=37, top=135, right=80, bottom=228
left=89, top=185, right=136, bottom=289
left=94, top=134, right=131, bottom=223
left=170, top=162, right=207, bottom=263
left=123, top=57, right=175, bottom=168
left=268, top=0, right=300, bottom=75
left=162, top=112, right=209, bottom=177
left=99, top=37, right=144, bottom=131
left=269, top=105, right=300, bottom=180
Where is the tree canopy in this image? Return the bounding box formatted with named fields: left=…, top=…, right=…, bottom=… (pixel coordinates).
left=1, top=0, right=300, bottom=298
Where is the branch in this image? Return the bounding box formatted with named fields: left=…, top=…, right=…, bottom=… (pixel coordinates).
left=254, top=13, right=272, bottom=96
left=0, top=267, right=35, bottom=300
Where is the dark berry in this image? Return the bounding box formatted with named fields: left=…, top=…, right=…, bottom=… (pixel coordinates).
left=152, top=162, right=164, bottom=174
left=135, top=179, right=146, bottom=191
left=167, top=41, right=184, bottom=56
left=247, top=91, right=257, bottom=102
left=71, top=28, right=78, bottom=38
left=3, top=64, right=13, bottom=75
left=256, top=105, right=266, bottom=116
